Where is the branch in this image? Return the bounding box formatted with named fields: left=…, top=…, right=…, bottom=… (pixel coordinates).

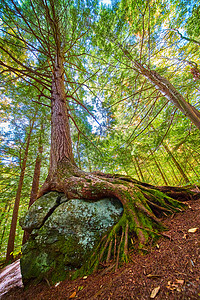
left=68, top=114, right=103, bottom=156
left=32, top=100, right=51, bottom=108
left=168, top=28, right=200, bottom=46
left=66, top=94, right=102, bottom=128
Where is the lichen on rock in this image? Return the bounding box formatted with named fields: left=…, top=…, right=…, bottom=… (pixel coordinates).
left=19, top=192, right=66, bottom=233
left=20, top=192, right=123, bottom=284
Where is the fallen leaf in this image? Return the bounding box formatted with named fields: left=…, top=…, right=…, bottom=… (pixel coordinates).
left=147, top=274, right=162, bottom=279
left=69, top=291, right=76, bottom=298
left=150, top=286, right=160, bottom=298
left=78, top=286, right=84, bottom=291
left=172, top=284, right=178, bottom=288
left=176, top=279, right=184, bottom=285
left=156, top=244, right=159, bottom=249
left=183, top=233, right=187, bottom=239
left=83, top=276, right=87, bottom=279
left=188, top=228, right=198, bottom=233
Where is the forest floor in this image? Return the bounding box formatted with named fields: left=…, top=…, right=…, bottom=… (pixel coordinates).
left=1, top=198, right=200, bottom=300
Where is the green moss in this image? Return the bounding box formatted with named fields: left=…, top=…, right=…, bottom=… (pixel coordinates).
left=21, top=171, right=191, bottom=285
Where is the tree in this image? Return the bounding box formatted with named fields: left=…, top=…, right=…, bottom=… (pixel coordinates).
left=22, top=122, right=44, bottom=244
left=0, top=0, right=199, bottom=275
left=6, top=115, right=36, bottom=261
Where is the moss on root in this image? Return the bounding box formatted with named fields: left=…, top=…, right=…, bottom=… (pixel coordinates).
left=38, top=159, right=199, bottom=280
left=72, top=189, right=184, bottom=279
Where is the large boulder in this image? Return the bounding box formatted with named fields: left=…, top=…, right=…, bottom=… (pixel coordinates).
left=20, top=192, right=123, bottom=284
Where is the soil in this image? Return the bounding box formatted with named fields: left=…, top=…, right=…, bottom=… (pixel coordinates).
left=1, top=198, right=200, bottom=300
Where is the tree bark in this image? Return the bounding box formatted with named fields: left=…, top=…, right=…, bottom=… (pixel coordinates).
left=49, top=53, right=75, bottom=176
left=6, top=121, right=34, bottom=261
left=134, top=61, right=200, bottom=130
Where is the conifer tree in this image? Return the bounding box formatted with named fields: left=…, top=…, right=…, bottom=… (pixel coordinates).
left=0, top=0, right=199, bottom=273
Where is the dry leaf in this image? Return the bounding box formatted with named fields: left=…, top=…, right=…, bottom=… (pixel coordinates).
left=150, top=286, right=160, bottom=298
left=69, top=291, right=76, bottom=298
left=176, top=279, right=184, bottom=285
left=188, top=228, right=198, bottom=233
left=147, top=274, right=162, bottom=278
left=83, top=276, right=87, bottom=279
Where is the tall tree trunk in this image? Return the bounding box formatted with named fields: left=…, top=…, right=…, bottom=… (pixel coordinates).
left=49, top=54, right=75, bottom=176
left=6, top=122, right=34, bottom=261
left=0, top=204, right=11, bottom=250
left=134, top=156, right=145, bottom=181
left=22, top=123, right=44, bottom=244
left=134, top=61, right=200, bottom=130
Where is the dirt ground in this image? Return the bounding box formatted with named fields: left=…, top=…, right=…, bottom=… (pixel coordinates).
left=2, top=198, right=200, bottom=300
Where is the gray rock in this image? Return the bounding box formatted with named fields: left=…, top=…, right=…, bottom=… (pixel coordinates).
left=19, top=192, right=67, bottom=233
left=20, top=193, right=123, bottom=284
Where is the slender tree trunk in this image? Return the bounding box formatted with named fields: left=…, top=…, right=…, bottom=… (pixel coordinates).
left=134, top=156, right=145, bottom=181
left=22, top=124, right=44, bottom=244
left=0, top=204, right=11, bottom=249
left=49, top=54, right=75, bottom=176
left=188, top=161, right=200, bottom=179
left=134, top=61, right=200, bottom=130
left=145, top=164, right=158, bottom=184
left=167, top=159, right=179, bottom=184
left=149, top=148, right=169, bottom=185
left=6, top=122, right=34, bottom=261
left=162, top=143, right=190, bottom=184
left=133, top=160, right=141, bottom=181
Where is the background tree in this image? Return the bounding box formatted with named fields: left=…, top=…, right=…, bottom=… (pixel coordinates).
left=0, top=0, right=199, bottom=275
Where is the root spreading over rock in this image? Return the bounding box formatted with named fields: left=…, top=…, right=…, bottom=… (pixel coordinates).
left=36, top=158, right=199, bottom=279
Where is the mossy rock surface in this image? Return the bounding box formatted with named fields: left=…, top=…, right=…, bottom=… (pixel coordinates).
left=19, top=192, right=65, bottom=233
left=20, top=192, right=123, bottom=284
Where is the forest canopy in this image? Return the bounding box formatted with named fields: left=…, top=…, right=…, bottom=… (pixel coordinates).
left=0, top=0, right=199, bottom=266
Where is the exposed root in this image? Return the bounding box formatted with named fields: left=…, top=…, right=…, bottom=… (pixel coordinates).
left=124, top=221, right=129, bottom=258
left=114, top=234, right=117, bottom=261
left=115, top=230, right=124, bottom=272
left=106, top=239, right=113, bottom=264
left=36, top=159, right=200, bottom=279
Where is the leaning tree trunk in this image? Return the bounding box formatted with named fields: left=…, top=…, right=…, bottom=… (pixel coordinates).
left=6, top=121, right=34, bottom=261
left=134, top=61, right=200, bottom=130
left=37, top=52, right=200, bottom=278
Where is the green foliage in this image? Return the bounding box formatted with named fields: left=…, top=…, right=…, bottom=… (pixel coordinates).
left=187, top=4, right=200, bottom=38
left=0, top=0, right=199, bottom=262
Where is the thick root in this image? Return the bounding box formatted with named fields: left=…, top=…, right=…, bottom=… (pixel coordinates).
left=37, top=159, right=200, bottom=279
